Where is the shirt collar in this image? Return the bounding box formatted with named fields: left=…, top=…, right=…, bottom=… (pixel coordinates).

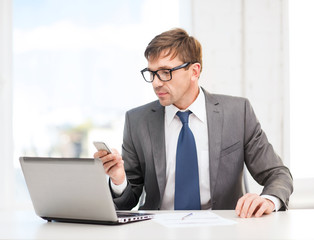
left=165, top=88, right=206, bottom=126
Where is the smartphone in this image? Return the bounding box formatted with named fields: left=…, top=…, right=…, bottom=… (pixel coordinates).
left=93, top=141, right=112, bottom=153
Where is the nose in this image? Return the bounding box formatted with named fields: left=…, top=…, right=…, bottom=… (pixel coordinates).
left=152, top=76, right=164, bottom=88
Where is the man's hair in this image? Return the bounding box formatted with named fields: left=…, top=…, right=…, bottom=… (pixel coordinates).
left=144, top=28, right=202, bottom=72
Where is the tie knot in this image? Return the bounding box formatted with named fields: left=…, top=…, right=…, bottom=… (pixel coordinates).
left=176, top=110, right=192, bottom=124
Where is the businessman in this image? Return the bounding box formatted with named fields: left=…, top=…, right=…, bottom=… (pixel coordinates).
left=94, top=28, right=293, bottom=218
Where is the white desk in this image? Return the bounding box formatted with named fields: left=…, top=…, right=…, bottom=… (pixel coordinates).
left=0, top=209, right=313, bottom=239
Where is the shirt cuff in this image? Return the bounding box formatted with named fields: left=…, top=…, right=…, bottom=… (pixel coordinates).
left=261, top=194, right=282, bottom=211
left=110, top=177, right=127, bottom=196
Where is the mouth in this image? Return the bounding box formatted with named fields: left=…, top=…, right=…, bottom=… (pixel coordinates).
left=154, top=86, right=169, bottom=99
left=155, top=91, right=168, bottom=98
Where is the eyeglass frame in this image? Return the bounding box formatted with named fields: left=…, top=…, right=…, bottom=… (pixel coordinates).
left=140, top=62, right=192, bottom=83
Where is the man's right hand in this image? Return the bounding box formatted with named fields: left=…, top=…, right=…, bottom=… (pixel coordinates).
left=94, top=149, right=126, bottom=186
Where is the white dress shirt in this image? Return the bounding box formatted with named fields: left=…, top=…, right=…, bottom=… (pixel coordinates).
left=160, top=89, right=210, bottom=209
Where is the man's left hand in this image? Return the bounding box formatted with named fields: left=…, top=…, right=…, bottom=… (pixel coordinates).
left=235, top=193, right=275, bottom=218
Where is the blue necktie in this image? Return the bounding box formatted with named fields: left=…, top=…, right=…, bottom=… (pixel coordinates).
left=174, top=111, right=201, bottom=210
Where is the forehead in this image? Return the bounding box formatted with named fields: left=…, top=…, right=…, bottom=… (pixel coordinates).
left=148, top=50, right=181, bottom=69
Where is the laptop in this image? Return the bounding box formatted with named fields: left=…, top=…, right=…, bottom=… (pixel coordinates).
left=19, top=156, right=153, bottom=224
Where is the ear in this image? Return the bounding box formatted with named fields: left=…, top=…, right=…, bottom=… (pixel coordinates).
left=191, top=63, right=201, bottom=81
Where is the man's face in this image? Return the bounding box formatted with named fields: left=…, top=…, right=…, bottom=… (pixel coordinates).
left=148, top=52, right=199, bottom=110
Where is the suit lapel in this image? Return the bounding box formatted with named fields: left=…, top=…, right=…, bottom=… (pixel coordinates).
left=203, top=89, right=223, bottom=198
left=148, top=102, right=166, bottom=204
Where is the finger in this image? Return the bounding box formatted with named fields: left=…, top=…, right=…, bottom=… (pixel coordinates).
left=240, top=197, right=253, bottom=218
left=94, top=150, right=110, bottom=159
left=99, top=151, right=121, bottom=164
left=103, top=158, right=120, bottom=173
left=100, top=153, right=115, bottom=168
left=247, top=197, right=263, bottom=218
left=106, top=161, right=124, bottom=176
left=235, top=195, right=246, bottom=216
left=235, top=193, right=252, bottom=216
left=254, top=201, right=269, bottom=217
left=102, top=154, right=123, bottom=173
left=93, top=151, right=100, bottom=158
left=255, top=199, right=274, bottom=217
left=105, top=159, right=125, bottom=178
left=240, top=194, right=259, bottom=218
left=100, top=149, right=118, bottom=163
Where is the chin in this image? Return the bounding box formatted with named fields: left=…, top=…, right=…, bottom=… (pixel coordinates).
left=158, top=99, right=172, bottom=107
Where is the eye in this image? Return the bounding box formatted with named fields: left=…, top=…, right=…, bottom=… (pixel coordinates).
left=158, top=69, right=171, bottom=77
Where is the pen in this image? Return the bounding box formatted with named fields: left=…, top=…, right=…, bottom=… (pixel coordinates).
left=181, top=213, right=193, bottom=220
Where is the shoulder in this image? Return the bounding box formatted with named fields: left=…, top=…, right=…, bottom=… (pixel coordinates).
left=202, top=88, right=250, bottom=108
left=201, top=88, right=256, bottom=120
left=127, top=100, right=162, bottom=115
left=125, top=100, right=164, bottom=122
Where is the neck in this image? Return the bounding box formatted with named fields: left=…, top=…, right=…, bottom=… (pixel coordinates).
left=175, top=86, right=200, bottom=110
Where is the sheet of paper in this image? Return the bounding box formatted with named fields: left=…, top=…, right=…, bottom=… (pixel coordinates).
left=153, top=211, right=237, bottom=228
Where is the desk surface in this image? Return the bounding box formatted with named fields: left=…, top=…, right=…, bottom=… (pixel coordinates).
left=1, top=209, right=313, bottom=239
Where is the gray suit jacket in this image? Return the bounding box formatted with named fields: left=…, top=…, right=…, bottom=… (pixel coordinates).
left=112, top=88, right=293, bottom=210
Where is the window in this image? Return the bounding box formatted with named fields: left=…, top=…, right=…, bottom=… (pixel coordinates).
left=13, top=0, right=183, bottom=207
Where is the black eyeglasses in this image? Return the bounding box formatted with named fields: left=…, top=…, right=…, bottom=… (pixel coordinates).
left=140, top=62, right=191, bottom=83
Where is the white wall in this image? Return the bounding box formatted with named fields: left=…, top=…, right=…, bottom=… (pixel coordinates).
left=189, top=0, right=289, bottom=192
left=0, top=0, right=14, bottom=209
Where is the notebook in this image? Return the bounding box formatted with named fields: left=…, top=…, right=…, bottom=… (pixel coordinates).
left=19, top=156, right=153, bottom=224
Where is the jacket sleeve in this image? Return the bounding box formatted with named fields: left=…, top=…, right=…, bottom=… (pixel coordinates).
left=112, top=111, right=144, bottom=210
left=243, top=99, right=293, bottom=210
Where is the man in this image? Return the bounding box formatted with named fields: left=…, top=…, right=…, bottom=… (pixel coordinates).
left=94, top=28, right=293, bottom=218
